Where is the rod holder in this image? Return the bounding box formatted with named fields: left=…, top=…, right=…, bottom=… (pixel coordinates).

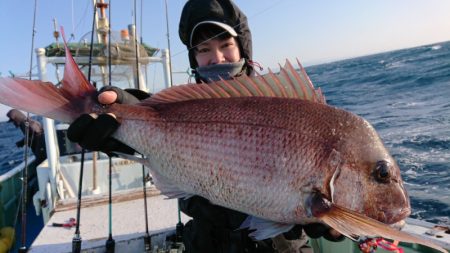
left=72, top=235, right=82, bottom=253
left=144, top=233, right=151, bottom=252
left=106, top=236, right=115, bottom=253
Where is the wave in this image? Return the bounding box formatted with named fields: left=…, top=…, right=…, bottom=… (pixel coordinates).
left=431, top=44, right=442, bottom=50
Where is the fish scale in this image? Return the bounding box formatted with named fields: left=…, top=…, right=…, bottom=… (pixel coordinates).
left=110, top=98, right=352, bottom=224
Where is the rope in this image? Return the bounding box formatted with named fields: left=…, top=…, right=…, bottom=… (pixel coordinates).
left=358, top=238, right=404, bottom=253
left=376, top=239, right=403, bottom=253
left=70, top=0, right=91, bottom=43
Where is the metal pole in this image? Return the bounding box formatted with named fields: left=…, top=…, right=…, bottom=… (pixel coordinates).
left=36, top=48, right=59, bottom=196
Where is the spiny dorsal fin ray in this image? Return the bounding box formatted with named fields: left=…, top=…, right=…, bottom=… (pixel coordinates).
left=142, top=59, right=326, bottom=106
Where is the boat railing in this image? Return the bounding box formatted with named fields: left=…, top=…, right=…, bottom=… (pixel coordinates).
left=33, top=43, right=171, bottom=225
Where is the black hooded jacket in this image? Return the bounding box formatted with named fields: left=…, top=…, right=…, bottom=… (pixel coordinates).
left=179, top=0, right=253, bottom=78
left=177, top=2, right=279, bottom=252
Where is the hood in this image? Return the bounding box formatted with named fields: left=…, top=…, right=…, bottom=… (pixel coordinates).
left=7, top=109, right=26, bottom=125
left=178, top=0, right=253, bottom=77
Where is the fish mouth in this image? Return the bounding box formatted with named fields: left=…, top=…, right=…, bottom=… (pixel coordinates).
left=379, top=207, right=411, bottom=225
left=389, top=219, right=406, bottom=231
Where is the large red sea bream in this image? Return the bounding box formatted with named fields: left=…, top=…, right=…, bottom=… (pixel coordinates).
left=0, top=31, right=446, bottom=252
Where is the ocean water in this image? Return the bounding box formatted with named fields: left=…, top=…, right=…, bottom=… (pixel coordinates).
left=306, top=41, right=450, bottom=225
left=0, top=41, right=449, bottom=225
left=0, top=121, right=26, bottom=174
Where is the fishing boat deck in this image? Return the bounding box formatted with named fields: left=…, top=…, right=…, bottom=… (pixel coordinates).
left=403, top=218, right=450, bottom=251
left=29, top=189, right=190, bottom=253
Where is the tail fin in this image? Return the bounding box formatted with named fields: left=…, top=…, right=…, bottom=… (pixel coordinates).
left=0, top=27, right=97, bottom=123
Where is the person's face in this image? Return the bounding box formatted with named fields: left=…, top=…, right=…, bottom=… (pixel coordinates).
left=194, top=37, right=241, bottom=67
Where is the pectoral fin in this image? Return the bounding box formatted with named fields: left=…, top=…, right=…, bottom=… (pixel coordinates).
left=239, top=216, right=295, bottom=240
left=319, top=204, right=447, bottom=253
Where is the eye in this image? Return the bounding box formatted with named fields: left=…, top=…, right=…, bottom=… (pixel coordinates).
left=221, top=42, right=233, bottom=49
left=196, top=47, right=210, bottom=54
left=374, top=160, right=391, bottom=183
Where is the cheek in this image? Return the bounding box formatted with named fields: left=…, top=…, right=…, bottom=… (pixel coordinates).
left=332, top=168, right=366, bottom=211
left=224, top=47, right=241, bottom=62
left=334, top=179, right=364, bottom=211
left=195, top=54, right=209, bottom=67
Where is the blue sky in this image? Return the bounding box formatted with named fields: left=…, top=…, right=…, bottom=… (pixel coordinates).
left=0, top=0, right=449, bottom=121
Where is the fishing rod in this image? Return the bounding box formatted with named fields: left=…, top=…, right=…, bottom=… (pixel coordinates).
left=17, top=0, right=39, bottom=252
left=105, top=1, right=115, bottom=252
left=72, top=1, right=99, bottom=253
left=132, top=0, right=152, bottom=251
left=164, top=0, right=174, bottom=88
left=163, top=0, right=184, bottom=244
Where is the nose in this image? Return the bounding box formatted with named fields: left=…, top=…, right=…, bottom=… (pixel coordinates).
left=209, top=49, right=225, bottom=65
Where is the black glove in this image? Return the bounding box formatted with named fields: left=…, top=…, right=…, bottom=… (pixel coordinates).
left=282, top=225, right=304, bottom=240
left=303, top=223, right=345, bottom=242
left=280, top=223, right=344, bottom=242
left=99, top=86, right=151, bottom=104
left=67, top=86, right=144, bottom=155
left=67, top=113, right=135, bottom=155
left=124, top=88, right=152, bottom=101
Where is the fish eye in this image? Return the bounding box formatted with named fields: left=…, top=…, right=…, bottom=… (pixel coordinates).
left=374, top=160, right=390, bottom=183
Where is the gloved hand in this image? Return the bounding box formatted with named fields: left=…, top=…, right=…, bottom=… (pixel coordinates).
left=302, top=223, right=344, bottom=242
left=283, top=223, right=344, bottom=242
left=67, top=86, right=146, bottom=155
left=67, top=113, right=135, bottom=155
left=180, top=196, right=344, bottom=243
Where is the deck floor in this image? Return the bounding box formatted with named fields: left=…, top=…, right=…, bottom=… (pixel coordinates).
left=29, top=194, right=190, bottom=253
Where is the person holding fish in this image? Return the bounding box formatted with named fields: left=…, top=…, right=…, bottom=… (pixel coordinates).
left=67, top=0, right=343, bottom=252
left=4, top=0, right=448, bottom=251
left=6, top=109, right=47, bottom=166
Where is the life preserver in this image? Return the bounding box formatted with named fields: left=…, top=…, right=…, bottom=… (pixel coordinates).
left=0, top=227, right=15, bottom=253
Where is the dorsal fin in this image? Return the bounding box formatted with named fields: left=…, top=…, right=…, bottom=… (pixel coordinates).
left=60, top=27, right=96, bottom=98
left=142, top=59, right=325, bottom=106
